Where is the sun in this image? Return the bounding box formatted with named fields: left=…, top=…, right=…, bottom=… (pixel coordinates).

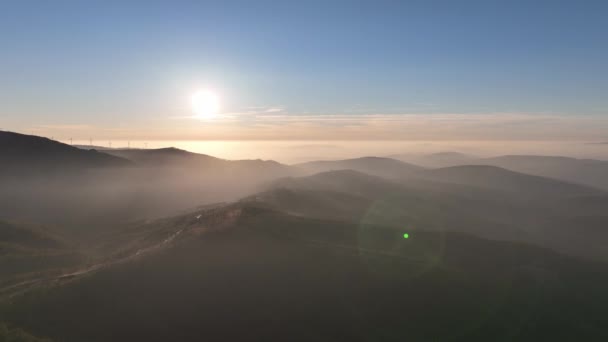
left=191, top=90, right=220, bottom=119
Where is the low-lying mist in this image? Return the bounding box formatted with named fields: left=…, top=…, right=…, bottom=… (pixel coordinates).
left=0, top=164, right=294, bottom=235
left=52, top=139, right=608, bottom=163
left=2, top=131, right=608, bottom=342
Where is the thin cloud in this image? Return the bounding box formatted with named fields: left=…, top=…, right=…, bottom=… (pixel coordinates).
left=224, top=106, right=286, bottom=117
left=24, top=112, right=608, bottom=142
left=34, top=124, right=93, bottom=130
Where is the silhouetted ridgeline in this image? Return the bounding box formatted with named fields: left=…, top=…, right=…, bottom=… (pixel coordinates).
left=0, top=132, right=295, bottom=228
left=394, top=151, right=608, bottom=190
left=390, top=151, right=476, bottom=168
left=478, top=155, right=608, bottom=190
left=0, top=131, right=130, bottom=176
left=252, top=168, right=608, bottom=260
left=296, top=156, right=424, bottom=179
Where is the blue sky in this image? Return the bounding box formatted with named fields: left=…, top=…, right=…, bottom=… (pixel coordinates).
left=1, top=0, right=607, bottom=140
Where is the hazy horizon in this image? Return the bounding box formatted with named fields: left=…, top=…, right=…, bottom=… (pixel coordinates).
left=7, top=133, right=608, bottom=163
left=2, top=1, right=607, bottom=145
left=2, top=1, right=608, bottom=341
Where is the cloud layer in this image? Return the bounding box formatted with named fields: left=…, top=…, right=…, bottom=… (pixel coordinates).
left=11, top=112, right=608, bottom=142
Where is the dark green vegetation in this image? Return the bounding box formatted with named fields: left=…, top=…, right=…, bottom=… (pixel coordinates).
left=0, top=322, right=51, bottom=342
left=0, top=221, right=84, bottom=294
left=2, top=204, right=608, bottom=341
left=2, top=132, right=608, bottom=341
left=256, top=169, right=608, bottom=260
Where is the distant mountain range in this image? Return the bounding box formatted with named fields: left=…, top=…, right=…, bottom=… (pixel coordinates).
left=477, top=155, right=608, bottom=190
left=295, top=156, right=424, bottom=179
left=1, top=132, right=293, bottom=178
left=0, top=132, right=296, bottom=228
left=249, top=167, right=608, bottom=260
left=390, top=151, right=476, bottom=168
left=421, top=164, right=601, bottom=198
left=2, top=131, right=608, bottom=341
left=106, top=147, right=223, bottom=167
left=2, top=131, right=607, bottom=235
left=394, top=152, right=608, bottom=190
left=107, top=147, right=295, bottom=181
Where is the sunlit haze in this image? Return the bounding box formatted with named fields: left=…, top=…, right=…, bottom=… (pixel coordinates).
left=1, top=1, right=606, bottom=155
left=191, top=90, right=220, bottom=119
left=1, top=2, right=608, bottom=341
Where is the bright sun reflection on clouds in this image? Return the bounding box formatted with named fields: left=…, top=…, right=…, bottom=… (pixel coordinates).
left=191, top=90, right=220, bottom=119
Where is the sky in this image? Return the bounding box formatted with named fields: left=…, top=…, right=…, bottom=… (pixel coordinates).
left=1, top=0, right=607, bottom=142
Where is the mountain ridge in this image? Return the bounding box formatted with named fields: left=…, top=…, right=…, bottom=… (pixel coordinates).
left=0, top=131, right=130, bottom=175
left=295, top=156, right=424, bottom=179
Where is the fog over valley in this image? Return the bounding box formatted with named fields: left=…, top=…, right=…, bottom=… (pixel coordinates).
left=2, top=1, right=608, bottom=340
left=2, top=130, right=608, bottom=341
left=33, top=138, right=608, bottom=164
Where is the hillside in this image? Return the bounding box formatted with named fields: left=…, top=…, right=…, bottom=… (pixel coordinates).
left=1, top=203, right=607, bottom=342
left=252, top=171, right=529, bottom=240
left=421, top=165, right=601, bottom=198
left=0, top=221, right=84, bottom=288
left=0, top=131, right=130, bottom=175
left=392, top=151, right=476, bottom=168
left=108, top=147, right=294, bottom=178
left=0, top=134, right=294, bottom=231
left=251, top=169, right=608, bottom=260
left=0, top=323, right=51, bottom=342
left=271, top=170, right=404, bottom=197
left=393, top=153, right=608, bottom=191
left=106, top=147, right=224, bottom=167
left=295, top=156, right=423, bottom=179
left=476, top=155, right=608, bottom=190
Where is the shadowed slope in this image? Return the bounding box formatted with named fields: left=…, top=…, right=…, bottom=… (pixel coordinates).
left=107, top=147, right=223, bottom=167
left=108, top=147, right=294, bottom=177
left=422, top=165, right=601, bottom=198
left=249, top=169, right=608, bottom=260
left=477, top=155, right=608, bottom=190
left=0, top=131, right=130, bottom=175
left=295, top=156, right=424, bottom=179
left=391, top=151, right=476, bottom=168
left=0, top=134, right=294, bottom=230
left=0, top=221, right=83, bottom=285
left=2, top=204, right=608, bottom=342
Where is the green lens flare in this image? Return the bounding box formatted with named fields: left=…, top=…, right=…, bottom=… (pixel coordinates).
left=403, top=233, right=409, bottom=239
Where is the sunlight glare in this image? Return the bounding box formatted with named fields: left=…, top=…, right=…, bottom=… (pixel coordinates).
left=191, top=90, right=220, bottom=119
